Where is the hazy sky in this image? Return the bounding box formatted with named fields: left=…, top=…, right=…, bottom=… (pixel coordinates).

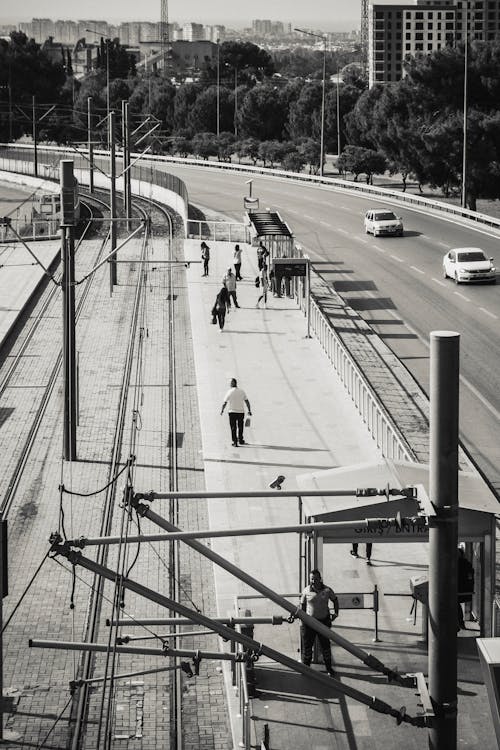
left=4, top=0, right=361, bottom=32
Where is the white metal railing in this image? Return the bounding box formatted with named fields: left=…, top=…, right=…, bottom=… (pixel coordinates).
left=3, top=143, right=500, bottom=235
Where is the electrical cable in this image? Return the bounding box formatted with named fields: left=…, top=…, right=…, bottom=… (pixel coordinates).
left=2, top=549, right=51, bottom=633
left=36, top=694, right=73, bottom=750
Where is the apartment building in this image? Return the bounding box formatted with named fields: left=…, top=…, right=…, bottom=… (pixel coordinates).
left=368, top=0, right=500, bottom=86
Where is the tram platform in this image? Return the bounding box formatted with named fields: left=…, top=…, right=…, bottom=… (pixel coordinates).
left=0, top=190, right=495, bottom=747
left=183, top=238, right=497, bottom=749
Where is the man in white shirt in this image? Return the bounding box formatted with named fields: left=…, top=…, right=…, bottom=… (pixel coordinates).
left=223, top=268, right=239, bottom=308
left=300, top=569, right=339, bottom=677
left=220, top=378, right=252, bottom=447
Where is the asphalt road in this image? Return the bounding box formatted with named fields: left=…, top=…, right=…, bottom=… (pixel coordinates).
left=160, top=163, right=500, bottom=495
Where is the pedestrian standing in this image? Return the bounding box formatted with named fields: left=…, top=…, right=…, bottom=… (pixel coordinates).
left=233, top=244, right=243, bottom=280
left=223, top=268, right=239, bottom=308
left=351, top=543, right=373, bottom=565
left=457, top=544, right=474, bottom=631
left=212, top=283, right=230, bottom=331
left=257, top=241, right=269, bottom=270
left=300, top=569, right=339, bottom=677
left=220, top=378, right=252, bottom=447
left=256, top=264, right=269, bottom=308
left=201, top=241, right=210, bottom=276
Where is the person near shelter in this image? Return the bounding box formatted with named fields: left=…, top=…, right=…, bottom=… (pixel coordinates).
left=257, top=241, right=269, bottom=270
left=201, top=241, right=210, bottom=276
left=223, top=267, right=239, bottom=308
left=211, top=283, right=230, bottom=331
left=351, top=542, right=373, bottom=565
left=457, top=544, right=474, bottom=630
left=256, top=264, right=269, bottom=308
left=220, top=378, right=252, bottom=447
left=233, top=244, right=243, bottom=280
left=300, top=569, right=339, bottom=677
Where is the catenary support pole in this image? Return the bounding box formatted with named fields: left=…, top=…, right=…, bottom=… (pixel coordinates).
left=60, top=160, right=77, bottom=461
left=49, top=541, right=424, bottom=726
left=428, top=331, right=460, bottom=750
left=32, top=95, right=38, bottom=177
left=87, top=97, right=94, bottom=193
left=109, top=110, right=117, bottom=290
left=129, top=497, right=411, bottom=684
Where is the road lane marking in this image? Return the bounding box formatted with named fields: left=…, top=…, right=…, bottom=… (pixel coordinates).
left=410, top=266, right=425, bottom=274
left=479, top=307, right=498, bottom=320
left=337, top=228, right=349, bottom=235
left=303, top=214, right=315, bottom=220
left=373, top=245, right=386, bottom=253
left=438, top=241, right=449, bottom=248
left=390, top=255, right=404, bottom=262
left=454, top=291, right=471, bottom=302
left=385, top=308, right=500, bottom=422
left=319, top=220, right=332, bottom=227
left=431, top=278, right=447, bottom=287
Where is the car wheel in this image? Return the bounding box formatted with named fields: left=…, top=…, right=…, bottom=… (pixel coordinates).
left=397, top=230, right=403, bottom=237
left=443, top=267, right=447, bottom=279
left=454, top=273, right=459, bottom=285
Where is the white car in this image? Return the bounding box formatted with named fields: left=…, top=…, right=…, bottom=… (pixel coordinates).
left=364, top=208, right=404, bottom=237
left=442, top=247, right=496, bottom=284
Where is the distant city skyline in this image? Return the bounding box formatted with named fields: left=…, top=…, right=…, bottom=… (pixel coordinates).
left=1, top=0, right=361, bottom=32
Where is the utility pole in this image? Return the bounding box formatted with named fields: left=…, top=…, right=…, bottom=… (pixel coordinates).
left=428, top=331, right=460, bottom=750
left=122, top=101, right=132, bottom=228
left=60, top=160, right=77, bottom=461
left=109, top=110, right=117, bottom=290
left=32, top=95, right=38, bottom=177
left=87, top=97, right=94, bottom=193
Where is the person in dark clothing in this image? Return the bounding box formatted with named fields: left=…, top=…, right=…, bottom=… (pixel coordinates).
left=212, top=284, right=230, bottom=330
left=201, top=242, right=210, bottom=276
left=351, top=543, right=373, bottom=565
left=257, top=241, right=269, bottom=270
left=457, top=545, right=474, bottom=630
left=300, top=569, right=339, bottom=677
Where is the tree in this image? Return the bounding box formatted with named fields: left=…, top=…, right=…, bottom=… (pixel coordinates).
left=282, top=149, right=306, bottom=173
left=234, top=137, right=260, bottom=165
left=238, top=85, right=287, bottom=141
left=191, top=131, right=218, bottom=159
left=297, top=138, right=321, bottom=174
left=287, top=82, right=324, bottom=141
left=337, top=145, right=387, bottom=183
left=173, top=83, right=201, bottom=133
left=217, top=131, right=236, bottom=162
left=258, top=140, right=291, bottom=167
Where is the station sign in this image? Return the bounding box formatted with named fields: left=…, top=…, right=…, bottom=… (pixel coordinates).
left=272, top=257, right=308, bottom=277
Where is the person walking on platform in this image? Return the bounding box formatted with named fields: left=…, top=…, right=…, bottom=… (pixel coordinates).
left=256, top=264, right=269, bottom=308
left=233, top=244, right=243, bottom=280
left=201, top=241, right=210, bottom=276
left=300, top=569, right=339, bottom=677
left=220, top=378, right=252, bottom=447
left=212, top=283, right=230, bottom=331
left=351, top=542, right=373, bottom=565
left=223, top=267, right=239, bottom=308
left=257, top=241, right=269, bottom=270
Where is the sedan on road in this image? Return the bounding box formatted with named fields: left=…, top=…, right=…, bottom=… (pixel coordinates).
left=442, top=247, right=496, bottom=284
left=364, top=208, right=404, bottom=237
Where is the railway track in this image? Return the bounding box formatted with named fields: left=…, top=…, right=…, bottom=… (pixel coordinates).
left=0, top=194, right=112, bottom=516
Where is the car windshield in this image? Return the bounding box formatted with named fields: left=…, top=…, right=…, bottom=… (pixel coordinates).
left=457, top=251, right=486, bottom=262
left=375, top=212, right=397, bottom=221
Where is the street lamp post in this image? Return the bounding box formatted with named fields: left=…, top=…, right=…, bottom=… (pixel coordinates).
left=216, top=38, right=220, bottom=137
left=85, top=29, right=110, bottom=142
left=234, top=66, right=238, bottom=138
left=294, top=28, right=327, bottom=177
left=462, top=35, right=468, bottom=209
left=336, top=65, right=341, bottom=160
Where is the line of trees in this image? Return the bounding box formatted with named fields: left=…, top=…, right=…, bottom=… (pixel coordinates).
left=2, top=31, right=500, bottom=206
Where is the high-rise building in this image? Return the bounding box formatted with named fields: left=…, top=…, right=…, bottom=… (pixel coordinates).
left=182, top=22, right=205, bottom=41
left=367, top=0, right=500, bottom=86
